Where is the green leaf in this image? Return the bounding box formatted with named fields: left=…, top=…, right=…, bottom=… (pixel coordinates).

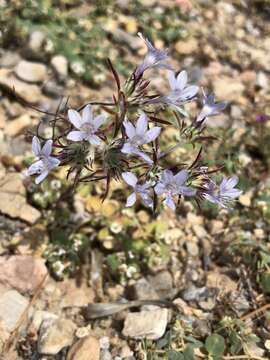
left=184, top=335, right=204, bottom=348
left=168, top=351, right=184, bottom=360
left=229, top=331, right=242, bottom=355
left=205, top=334, right=225, bottom=355
left=156, top=331, right=171, bottom=349
left=261, top=272, right=270, bottom=293
left=183, top=345, right=196, bottom=360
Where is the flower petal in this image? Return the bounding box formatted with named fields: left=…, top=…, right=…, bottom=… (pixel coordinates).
left=176, top=70, right=187, bottom=90
left=174, top=169, right=188, bottom=187
left=141, top=194, right=153, bottom=208
left=67, top=130, right=85, bottom=142
left=68, top=109, right=82, bottom=129
left=82, top=105, right=93, bottom=124
left=162, top=169, right=174, bottom=184
left=121, top=142, right=136, bottom=154
left=93, top=114, right=106, bottom=130
left=28, top=160, right=44, bottom=175
left=145, top=127, right=161, bottom=143
left=41, top=139, right=53, bottom=157
left=223, top=189, right=242, bottom=199
left=126, top=192, right=137, bottom=207
left=164, top=195, right=176, bottom=210
left=48, top=157, right=61, bottom=169
left=122, top=172, right=138, bottom=187
left=136, top=112, right=148, bottom=135
left=179, top=186, right=196, bottom=197
left=167, top=70, right=177, bottom=91
left=220, top=176, right=239, bottom=192
left=137, top=150, right=153, bottom=164
left=177, top=86, right=199, bottom=101
left=87, top=135, right=101, bottom=145
left=123, top=122, right=136, bottom=139
left=154, top=183, right=165, bottom=195
left=32, top=136, right=41, bottom=156
left=35, top=170, right=49, bottom=184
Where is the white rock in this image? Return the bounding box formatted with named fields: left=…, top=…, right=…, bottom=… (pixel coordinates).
left=122, top=309, right=168, bottom=340
left=0, top=290, right=29, bottom=332
left=29, top=31, right=45, bottom=52
left=15, top=60, right=47, bottom=83
left=38, top=318, right=76, bottom=355
left=213, top=77, right=245, bottom=102
left=0, top=256, right=48, bottom=295
left=32, top=311, right=58, bottom=331
left=0, top=51, right=21, bottom=68
left=51, top=55, right=68, bottom=78
left=256, top=71, right=268, bottom=89
left=67, top=336, right=100, bottom=360
left=0, top=173, right=41, bottom=224
left=5, top=114, right=32, bottom=137
left=0, top=68, right=42, bottom=104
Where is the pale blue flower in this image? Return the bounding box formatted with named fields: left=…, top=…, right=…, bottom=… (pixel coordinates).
left=122, top=172, right=153, bottom=208
left=166, top=70, right=199, bottom=102
left=121, top=112, right=161, bottom=164
left=144, top=70, right=198, bottom=116
left=203, top=176, right=242, bottom=208
left=155, top=169, right=196, bottom=210
left=196, top=92, right=227, bottom=123
left=67, top=105, right=106, bottom=145
left=28, top=136, right=60, bottom=184
left=135, top=32, right=171, bottom=78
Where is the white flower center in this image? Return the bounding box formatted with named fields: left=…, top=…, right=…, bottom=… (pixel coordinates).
left=131, top=134, right=146, bottom=146
left=81, top=122, right=94, bottom=135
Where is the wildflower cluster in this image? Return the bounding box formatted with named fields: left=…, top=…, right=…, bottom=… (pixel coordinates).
left=27, top=33, right=241, bottom=211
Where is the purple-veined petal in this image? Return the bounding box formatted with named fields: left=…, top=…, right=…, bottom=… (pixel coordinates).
left=213, top=101, right=227, bottom=113
left=196, top=107, right=211, bottom=122
left=167, top=70, right=177, bottom=91
left=220, top=176, right=239, bottom=192
left=28, top=160, right=44, bottom=175
left=174, top=169, right=189, bottom=187
left=177, top=86, right=199, bottom=102
left=138, top=32, right=154, bottom=51
left=68, top=109, right=82, bottom=129
left=121, top=142, right=136, bottom=154
left=41, top=139, right=53, bottom=157
left=48, top=157, right=61, bottom=169
left=162, top=169, right=174, bottom=184
left=32, top=136, right=41, bottom=156
left=176, top=70, right=187, bottom=91
left=141, top=193, right=153, bottom=208
left=93, top=114, right=106, bottom=130
left=122, top=172, right=138, bottom=187
left=137, top=150, right=153, bottom=164
left=123, top=122, right=136, bottom=139
left=126, top=192, right=137, bottom=207
left=67, top=130, right=85, bottom=142
left=154, top=183, right=165, bottom=195
left=179, top=186, right=196, bottom=197
left=35, top=170, right=49, bottom=184
left=203, top=193, right=219, bottom=204
left=164, top=195, right=176, bottom=210
left=136, top=112, right=148, bottom=135
left=88, top=134, right=101, bottom=145
left=223, top=189, right=242, bottom=199
left=145, top=127, right=161, bottom=143
left=82, top=105, right=93, bottom=124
